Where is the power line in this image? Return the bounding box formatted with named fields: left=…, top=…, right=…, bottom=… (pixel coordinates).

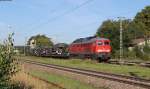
left=18, top=6, right=62, bottom=30
left=26, top=0, right=136, bottom=34
left=30, top=0, right=95, bottom=31
left=23, top=0, right=136, bottom=42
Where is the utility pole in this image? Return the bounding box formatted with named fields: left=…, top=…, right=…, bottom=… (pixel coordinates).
left=24, top=37, right=27, bottom=56
left=118, top=17, right=125, bottom=63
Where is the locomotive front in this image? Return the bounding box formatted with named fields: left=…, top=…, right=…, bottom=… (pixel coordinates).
left=94, top=38, right=111, bottom=62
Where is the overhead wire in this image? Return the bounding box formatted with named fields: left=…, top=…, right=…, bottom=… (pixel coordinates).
left=25, top=0, right=135, bottom=33
left=29, top=0, right=95, bottom=31
left=23, top=0, right=137, bottom=43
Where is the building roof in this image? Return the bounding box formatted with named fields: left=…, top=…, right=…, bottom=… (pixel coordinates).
left=132, top=38, right=145, bottom=45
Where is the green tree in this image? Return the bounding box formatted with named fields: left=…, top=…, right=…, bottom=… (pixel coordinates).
left=28, top=34, right=53, bottom=47
left=126, top=21, right=145, bottom=39
left=134, top=6, right=150, bottom=39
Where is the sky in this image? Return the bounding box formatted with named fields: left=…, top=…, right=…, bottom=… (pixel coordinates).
left=0, top=0, right=150, bottom=45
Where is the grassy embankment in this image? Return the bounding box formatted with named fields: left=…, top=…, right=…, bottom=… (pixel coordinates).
left=11, top=65, right=103, bottom=89
left=27, top=69, right=106, bottom=89
left=18, top=56, right=150, bottom=79
left=11, top=70, right=60, bottom=89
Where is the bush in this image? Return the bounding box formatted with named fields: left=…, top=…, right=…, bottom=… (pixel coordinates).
left=124, top=49, right=136, bottom=59
left=112, top=47, right=149, bottom=61
left=134, top=46, right=150, bottom=61
left=113, top=50, right=120, bottom=59
left=0, top=33, right=18, bottom=88
left=143, top=44, right=150, bottom=53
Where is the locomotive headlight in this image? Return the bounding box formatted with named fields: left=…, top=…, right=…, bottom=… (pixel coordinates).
left=97, top=49, right=103, bottom=52
left=97, top=49, right=110, bottom=52
left=106, top=49, right=111, bottom=52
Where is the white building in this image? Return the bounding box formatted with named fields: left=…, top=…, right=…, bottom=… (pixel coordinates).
left=128, top=38, right=150, bottom=51
left=132, top=38, right=150, bottom=46
left=29, top=39, right=36, bottom=49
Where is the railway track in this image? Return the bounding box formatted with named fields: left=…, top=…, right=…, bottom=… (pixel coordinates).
left=23, top=59, right=150, bottom=89
left=108, top=60, right=150, bottom=68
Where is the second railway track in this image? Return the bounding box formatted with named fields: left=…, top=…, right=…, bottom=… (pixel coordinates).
left=23, top=59, right=150, bottom=89
left=108, top=60, right=150, bottom=68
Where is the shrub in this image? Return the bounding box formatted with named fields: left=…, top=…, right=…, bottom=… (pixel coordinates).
left=143, top=44, right=150, bottom=53
left=0, top=33, right=18, bottom=88
left=124, top=50, right=136, bottom=59
left=134, top=46, right=150, bottom=61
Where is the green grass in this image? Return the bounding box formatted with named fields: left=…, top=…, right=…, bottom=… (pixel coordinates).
left=29, top=70, right=104, bottom=89
left=18, top=56, right=150, bottom=79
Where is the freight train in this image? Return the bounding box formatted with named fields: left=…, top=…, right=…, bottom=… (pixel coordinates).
left=29, top=36, right=112, bottom=62
left=30, top=43, right=69, bottom=58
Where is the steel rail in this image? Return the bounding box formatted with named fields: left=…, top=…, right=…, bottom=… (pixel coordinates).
left=108, top=60, right=150, bottom=68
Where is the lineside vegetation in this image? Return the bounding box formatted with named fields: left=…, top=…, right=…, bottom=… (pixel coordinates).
left=0, top=33, right=18, bottom=88
left=28, top=69, right=107, bottom=89
left=19, top=56, right=150, bottom=79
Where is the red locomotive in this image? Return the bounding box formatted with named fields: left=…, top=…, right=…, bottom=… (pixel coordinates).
left=68, top=36, right=111, bottom=62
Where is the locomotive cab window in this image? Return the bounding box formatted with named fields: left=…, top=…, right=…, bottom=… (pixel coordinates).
left=97, top=41, right=103, bottom=45
left=104, top=41, right=109, bottom=45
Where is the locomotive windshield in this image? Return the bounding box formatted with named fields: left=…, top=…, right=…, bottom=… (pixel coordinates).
left=97, top=40, right=110, bottom=45
left=104, top=41, right=109, bottom=45
left=97, top=41, right=103, bottom=45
